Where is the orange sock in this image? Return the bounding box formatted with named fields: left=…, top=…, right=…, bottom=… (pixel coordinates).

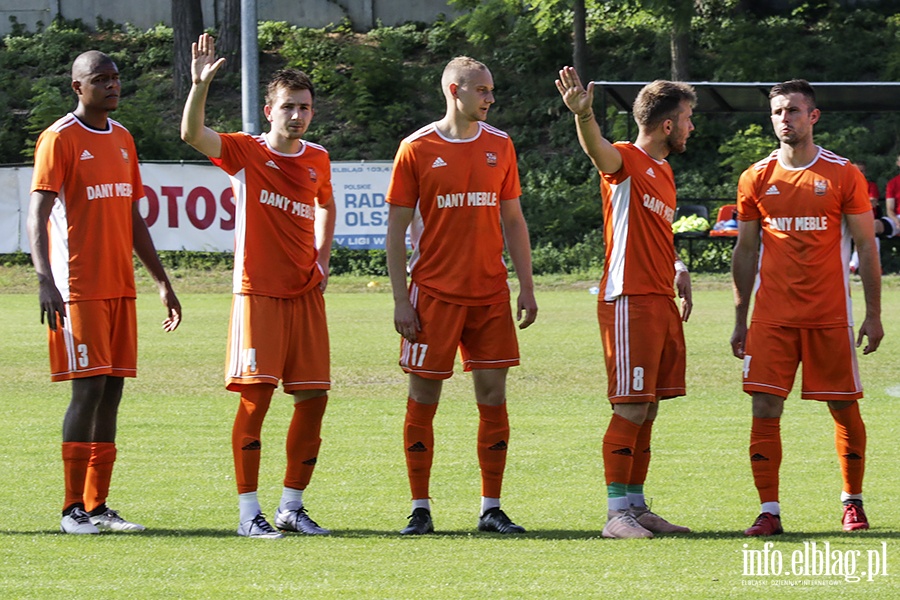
left=628, top=419, right=654, bottom=486
left=232, top=385, right=273, bottom=494
left=62, top=442, right=92, bottom=512
left=477, top=403, right=509, bottom=498
left=602, top=413, right=641, bottom=485
left=83, top=442, right=117, bottom=513
left=284, top=395, right=328, bottom=490
left=750, top=417, right=781, bottom=503
left=830, top=402, right=866, bottom=495
left=404, top=398, right=438, bottom=500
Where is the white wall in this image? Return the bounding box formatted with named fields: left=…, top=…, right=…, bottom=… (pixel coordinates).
left=0, top=0, right=462, bottom=35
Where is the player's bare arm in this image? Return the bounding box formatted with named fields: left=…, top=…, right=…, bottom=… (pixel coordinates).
left=846, top=211, right=883, bottom=354
left=555, top=66, right=623, bottom=174
left=674, top=258, right=692, bottom=322
left=26, top=190, right=66, bottom=330
left=315, top=197, right=337, bottom=292
left=730, top=219, right=761, bottom=358
left=386, top=204, right=420, bottom=342
left=132, top=203, right=181, bottom=332
left=500, top=198, right=538, bottom=329
left=180, top=32, right=225, bottom=158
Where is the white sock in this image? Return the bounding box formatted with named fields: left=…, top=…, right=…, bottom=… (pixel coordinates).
left=841, top=492, right=863, bottom=504
left=608, top=496, right=629, bottom=513
left=761, top=501, right=780, bottom=516
left=238, top=491, right=262, bottom=523
left=412, top=498, right=431, bottom=512
left=481, top=497, right=500, bottom=516
left=280, top=487, right=304, bottom=511
left=627, top=493, right=646, bottom=509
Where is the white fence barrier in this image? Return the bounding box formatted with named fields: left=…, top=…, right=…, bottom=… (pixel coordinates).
left=0, top=160, right=392, bottom=253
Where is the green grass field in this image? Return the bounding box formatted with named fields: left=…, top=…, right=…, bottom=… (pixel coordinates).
left=1, top=272, right=899, bottom=598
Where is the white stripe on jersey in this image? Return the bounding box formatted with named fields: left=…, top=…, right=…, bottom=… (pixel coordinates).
left=614, top=297, right=631, bottom=398
left=839, top=216, right=855, bottom=326
left=480, top=122, right=510, bottom=139
left=603, top=178, right=632, bottom=301
left=819, top=147, right=849, bottom=166
left=48, top=191, right=71, bottom=302
left=402, top=123, right=438, bottom=144
left=229, top=169, right=249, bottom=294
left=752, top=150, right=779, bottom=172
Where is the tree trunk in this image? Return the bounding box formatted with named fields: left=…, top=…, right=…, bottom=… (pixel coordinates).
left=670, top=27, right=689, bottom=81
left=573, top=0, right=587, bottom=81
left=218, top=0, right=241, bottom=74
left=172, top=0, right=204, bottom=100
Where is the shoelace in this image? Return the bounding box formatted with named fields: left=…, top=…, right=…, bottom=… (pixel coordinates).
left=102, top=509, right=122, bottom=522
left=252, top=514, right=277, bottom=533
left=70, top=510, right=92, bottom=524
left=295, top=507, right=323, bottom=528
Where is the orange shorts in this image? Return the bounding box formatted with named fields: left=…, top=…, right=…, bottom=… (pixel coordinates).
left=742, top=323, right=862, bottom=401
left=399, top=284, right=519, bottom=380
left=48, top=298, right=137, bottom=382
left=225, top=291, right=330, bottom=393
left=597, top=295, right=686, bottom=403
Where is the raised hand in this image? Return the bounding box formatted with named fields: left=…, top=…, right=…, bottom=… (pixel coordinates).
left=555, top=66, right=594, bottom=118
left=192, top=33, right=226, bottom=86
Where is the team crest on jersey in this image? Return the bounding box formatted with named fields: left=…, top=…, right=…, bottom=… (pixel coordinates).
left=308, top=167, right=317, bottom=182
left=486, top=152, right=497, bottom=167
left=814, top=179, right=828, bottom=196
left=120, top=148, right=129, bottom=162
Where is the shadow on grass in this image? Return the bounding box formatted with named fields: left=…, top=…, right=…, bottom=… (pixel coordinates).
left=4, top=528, right=899, bottom=540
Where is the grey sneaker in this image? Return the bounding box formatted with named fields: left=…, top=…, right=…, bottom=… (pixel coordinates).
left=601, top=509, right=654, bottom=539
left=61, top=507, right=99, bottom=535
left=89, top=507, right=146, bottom=532
left=631, top=505, right=690, bottom=534
left=237, top=513, right=284, bottom=539
left=274, top=505, right=331, bottom=535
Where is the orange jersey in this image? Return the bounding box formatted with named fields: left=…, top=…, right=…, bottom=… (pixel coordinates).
left=386, top=122, right=522, bottom=305
left=213, top=133, right=333, bottom=298
left=599, top=142, right=678, bottom=301
left=31, top=114, right=142, bottom=302
left=737, top=147, right=871, bottom=328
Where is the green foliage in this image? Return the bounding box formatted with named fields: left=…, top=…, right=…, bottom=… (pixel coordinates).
left=4, top=5, right=900, bottom=272
left=22, top=77, right=72, bottom=159
left=717, top=123, right=774, bottom=186
left=112, top=76, right=187, bottom=160
left=329, top=247, right=388, bottom=276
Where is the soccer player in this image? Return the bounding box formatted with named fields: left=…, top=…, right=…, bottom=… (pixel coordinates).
left=731, top=79, right=883, bottom=536
left=885, top=153, right=900, bottom=231
left=181, top=34, right=336, bottom=539
left=386, top=56, right=538, bottom=535
left=556, top=66, right=694, bottom=539
left=849, top=161, right=887, bottom=273
left=27, top=50, right=182, bottom=534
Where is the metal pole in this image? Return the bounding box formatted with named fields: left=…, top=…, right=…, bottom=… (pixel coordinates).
left=240, top=0, right=259, bottom=134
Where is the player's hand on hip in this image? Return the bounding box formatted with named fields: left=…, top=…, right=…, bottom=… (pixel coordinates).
left=555, top=66, right=594, bottom=117
left=394, top=299, right=420, bottom=342
left=192, top=33, right=226, bottom=85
